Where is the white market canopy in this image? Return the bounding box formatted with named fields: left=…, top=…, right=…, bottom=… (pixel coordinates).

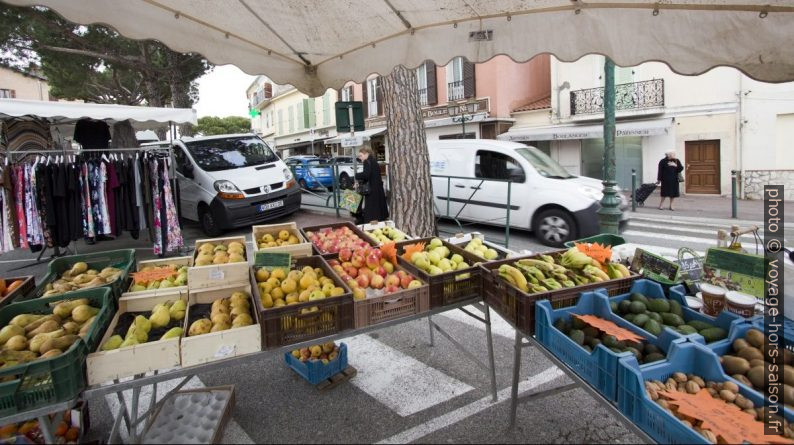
left=0, top=99, right=197, bottom=127
left=7, top=0, right=794, bottom=96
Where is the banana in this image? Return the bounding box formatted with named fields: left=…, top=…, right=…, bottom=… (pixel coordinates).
left=572, top=275, right=590, bottom=286
left=499, top=272, right=517, bottom=286
left=515, top=264, right=546, bottom=282
left=499, top=265, right=528, bottom=292
left=584, top=265, right=610, bottom=281
left=539, top=254, right=556, bottom=264
left=613, top=263, right=631, bottom=278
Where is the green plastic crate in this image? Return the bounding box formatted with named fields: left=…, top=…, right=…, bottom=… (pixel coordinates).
left=0, top=287, right=114, bottom=416
left=27, top=249, right=136, bottom=302
left=564, top=233, right=626, bottom=249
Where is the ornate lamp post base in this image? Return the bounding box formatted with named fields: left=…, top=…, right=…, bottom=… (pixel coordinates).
left=598, top=58, right=623, bottom=235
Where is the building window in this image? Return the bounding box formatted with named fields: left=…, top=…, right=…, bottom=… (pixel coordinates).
left=264, top=83, right=272, bottom=99
left=367, top=78, right=378, bottom=117
left=447, top=57, right=464, bottom=101
left=0, top=89, right=15, bottom=98
left=322, top=93, right=330, bottom=126
left=416, top=63, right=428, bottom=106
left=340, top=86, right=353, bottom=102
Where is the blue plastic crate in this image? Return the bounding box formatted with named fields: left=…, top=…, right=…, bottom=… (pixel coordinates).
left=617, top=340, right=792, bottom=444
left=284, top=343, right=348, bottom=385
left=749, top=315, right=794, bottom=351
left=611, top=281, right=745, bottom=345
left=536, top=289, right=684, bottom=403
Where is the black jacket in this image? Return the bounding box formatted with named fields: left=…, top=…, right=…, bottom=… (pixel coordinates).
left=354, top=156, right=389, bottom=222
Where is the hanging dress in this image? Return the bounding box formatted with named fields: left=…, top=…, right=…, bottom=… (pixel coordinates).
left=150, top=158, right=164, bottom=255
left=14, top=165, right=28, bottom=249
left=81, top=162, right=95, bottom=240
left=161, top=160, right=184, bottom=253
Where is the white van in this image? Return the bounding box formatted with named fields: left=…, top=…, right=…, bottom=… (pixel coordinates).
left=144, top=134, right=301, bottom=236
left=428, top=139, right=628, bottom=247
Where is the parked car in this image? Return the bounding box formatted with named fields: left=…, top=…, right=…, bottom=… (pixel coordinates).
left=326, top=156, right=363, bottom=189
left=284, top=156, right=335, bottom=190
left=427, top=139, right=628, bottom=247
left=143, top=134, right=301, bottom=236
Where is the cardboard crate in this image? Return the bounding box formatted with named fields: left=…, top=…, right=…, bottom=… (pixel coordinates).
left=87, top=291, right=188, bottom=385
left=121, top=256, right=192, bottom=299
left=181, top=283, right=262, bottom=367
left=252, top=222, right=312, bottom=258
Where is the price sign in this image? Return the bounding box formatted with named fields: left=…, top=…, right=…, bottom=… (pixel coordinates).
left=254, top=251, right=292, bottom=269
left=631, top=248, right=680, bottom=283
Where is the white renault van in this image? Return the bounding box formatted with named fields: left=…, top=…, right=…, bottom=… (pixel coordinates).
left=428, top=139, right=628, bottom=247
left=145, top=134, right=301, bottom=236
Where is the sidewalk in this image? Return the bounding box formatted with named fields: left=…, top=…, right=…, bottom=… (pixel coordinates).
left=629, top=193, right=793, bottom=225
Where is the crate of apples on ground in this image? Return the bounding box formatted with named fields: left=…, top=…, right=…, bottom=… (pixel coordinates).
left=328, top=246, right=422, bottom=301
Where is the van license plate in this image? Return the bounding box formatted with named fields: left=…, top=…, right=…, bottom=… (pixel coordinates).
left=258, top=200, right=283, bottom=212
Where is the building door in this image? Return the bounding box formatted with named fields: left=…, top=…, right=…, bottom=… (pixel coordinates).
left=685, top=140, right=720, bottom=194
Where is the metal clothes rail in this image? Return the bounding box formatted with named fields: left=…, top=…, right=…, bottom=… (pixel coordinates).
left=0, top=298, right=498, bottom=444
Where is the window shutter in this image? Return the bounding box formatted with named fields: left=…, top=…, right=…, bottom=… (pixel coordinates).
left=376, top=80, right=383, bottom=115
left=425, top=61, right=437, bottom=105
left=362, top=82, right=369, bottom=117
left=463, top=60, right=476, bottom=98
left=297, top=101, right=304, bottom=130
left=322, top=94, right=330, bottom=125
left=306, top=98, right=316, bottom=128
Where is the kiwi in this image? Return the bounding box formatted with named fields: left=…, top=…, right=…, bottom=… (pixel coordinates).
left=733, top=338, right=750, bottom=353
left=747, top=366, right=767, bottom=389
left=785, top=349, right=793, bottom=366
left=737, top=346, right=764, bottom=362
left=750, top=359, right=766, bottom=369
left=733, top=374, right=753, bottom=387
left=745, top=328, right=765, bottom=348
left=722, top=355, right=751, bottom=375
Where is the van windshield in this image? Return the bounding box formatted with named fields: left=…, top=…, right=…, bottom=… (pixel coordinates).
left=515, top=147, right=574, bottom=179
left=184, top=136, right=278, bottom=172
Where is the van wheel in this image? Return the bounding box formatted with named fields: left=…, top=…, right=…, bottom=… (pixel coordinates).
left=339, top=173, right=352, bottom=189
left=199, top=207, right=223, bottom=237
left=534, top=209, right=576, bottom=247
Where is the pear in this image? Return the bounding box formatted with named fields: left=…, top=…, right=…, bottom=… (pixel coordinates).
left=134, top=315, right=152, bottom=334
left=72, top=305, right=99, bottom=323
left=130, top=284, right=147, bottom=292
left=101, top=335, right=124, bottom=351
left=173, top=273, right=188, bottom=286
left=232, top=313, right=253, bottom=328
left=120, top=336, right=139, bottom=348
left=159, top=327, right=183, bottom=340
left=159, top=280, right=174, bottom=289
left=188, top=319, right=212, bottom=336
left=29, top=329, right=65, bottom=352
left=149, top=306, right=170, bottom=329
left=169, top=300, right=187, bottom=321
left=0, top=325, right=24, bottom=345
left=52, top=299, right=89, bottom=318
left=8, top=314, right=45, bottom=328
left=4, top=335, right=28, bottom=351
left=69, top=261, right=88, bottom=275
left=126, top=325, right=148, bottom=343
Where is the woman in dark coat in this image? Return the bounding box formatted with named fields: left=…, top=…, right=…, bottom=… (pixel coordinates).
left=354, top=147, right=389, bottom=223
left=656, top=150, right=684, bottom=210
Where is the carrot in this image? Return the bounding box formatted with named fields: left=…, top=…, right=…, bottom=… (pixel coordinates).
left=5, top=280, right=23, bottom=296
left=379, top=242, right=397, bottom=265
left=400, top=242, right=426, bottom=261
left=0, top=279, right=6, bottom=297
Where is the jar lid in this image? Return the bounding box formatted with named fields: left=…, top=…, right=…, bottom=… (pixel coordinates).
left=726, top=290, right=756, bottom=306
left=686, top=295, right=704, bottom=309
left=699, top=283, right=727, bottom=296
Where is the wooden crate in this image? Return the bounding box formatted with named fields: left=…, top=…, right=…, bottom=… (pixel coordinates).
left=181, top=283, right=262, bottom=367
left=357, top=220, right=413, bottom=245
left=193, top=236, right=250, bottom=263
left=252, top=222, right=312, bottom=258
left=0, top=276, right=35, bottom=307
left=189, top=236, right=250, bottom=291
left=122, top=256, right=192, bottom=299
left=299, top=222, right=377, bottom=259
left=86, top=291, right=188, bottom=385
left=444, top=232, right=515, bottom=260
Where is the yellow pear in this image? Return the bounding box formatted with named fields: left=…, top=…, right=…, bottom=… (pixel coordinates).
left=149, top=306, right=170, bottom=329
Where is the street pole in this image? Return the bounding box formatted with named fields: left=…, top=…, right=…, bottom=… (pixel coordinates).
left=461, top=116, right=466, bottom=138
left=597, top=58, right=622, bottom=234
left=731, top=170, right=738, bottom=219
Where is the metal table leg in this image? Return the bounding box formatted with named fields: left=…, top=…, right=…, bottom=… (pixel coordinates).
left=484, top=304, right=498, bottom=402
left=509, top=330, right=522, bottom=428
left=37, top=414, right=56, bottom=444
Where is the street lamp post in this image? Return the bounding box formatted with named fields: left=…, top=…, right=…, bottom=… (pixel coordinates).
left=597, top=58, right=623, bottom=234
left=447, top=100, right=478, bottom=138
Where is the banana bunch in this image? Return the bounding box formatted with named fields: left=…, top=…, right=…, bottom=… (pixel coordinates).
left=496, top=253, right=630, bottom=295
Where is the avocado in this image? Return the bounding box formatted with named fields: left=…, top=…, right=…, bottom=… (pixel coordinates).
left=582, top=345, right=593, bottom=353
left=571, top=316, right=587, bottom=330
left=661, top=313, right=685, bottom=327
left=610, top=347, right=623, bottom=354
left=676, top=325, right=698, bottom=335
left=644, top=352, right=665, bottom=363
left=602, top=335, right=620, bottom=348
left=625, top=346, right=643, bottom=361
left=686, top=320, right=714, bottom=331
left=618, top=300, right=632, bottom=315
left=588, top=337, right=602, bottom=349
left=646, top=298, right=671, bottom=313
left=629, top=301, right=647, bottom=314
left=610, top=301, right=619, bottom=313
left=644, top=319, right=663, bottom=336
left=553, top=318, right=570, bottom=334
left=700, top=327, right=728, bottom=343
left=632, top=314, right=650, bottom=327
left=668, top=300, right=683, bottom=317
left=648, top=312, right=662, bottom=323
left=583, top=326, right=600, bottom=339
left=569, top=329, right=585, bottom=346
left=630, top=292, right=649, bottom=305
left=644, top=343, right=661, bottom=355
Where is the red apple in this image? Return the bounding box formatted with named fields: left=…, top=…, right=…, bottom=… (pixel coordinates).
left=356, top=274, right=370, bottom=288
left=370, top=274, right=384, bottom=289
left=339, top=248, right=352, bottom=262
left=345, top=266, right=358, bottom=278
left=358, top=267, right=371, bottom=278
left=346, top=279, right=358, bottom=289
left=366, top=253, right=380, bottom=269
left=385, top=284, right=400, bottom=294
left=341, top=261, right=352, bottom=269
left=351, top=254, right=365, bottom=268
left=375, top=266, right=387, bottom=278
left=328, top=259, right=340, bottom=267
left=333, top=265, right=345, bottom=274
left=400, top=275, right=412, bottom=289
left=385, top=274, right=400, bottom=287
left=396, top=270, right=406, bottom=279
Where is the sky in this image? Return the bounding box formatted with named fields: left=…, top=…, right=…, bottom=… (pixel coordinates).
left=193, top=64, right=256, bottom=118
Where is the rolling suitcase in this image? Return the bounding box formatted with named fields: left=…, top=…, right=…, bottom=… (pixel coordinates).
left=633, top=183, right=657, bottom=206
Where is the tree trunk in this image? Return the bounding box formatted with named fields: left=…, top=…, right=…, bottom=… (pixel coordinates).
left=380, top=65, right=437, bottom=237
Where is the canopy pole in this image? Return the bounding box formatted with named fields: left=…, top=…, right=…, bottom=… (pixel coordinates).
left=597, top=58, right=622, bottom=235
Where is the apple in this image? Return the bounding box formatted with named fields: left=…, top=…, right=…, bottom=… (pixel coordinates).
left=366, top=253, right=380, bottom=269
left=333, top=265, right=344, bottom=274
left=375, top=266, right=387, bottom=278
left=353, top=287, right=366, bottom=300
left=345, top=266, right=358, bottom=278
left=383, top=261, right=394, bottom=274
left=385, top=274, right=400, bottom=287
left=339, top=248, right=352, bottom=262
left=380, top=258, right=387, bottom=266
left=356, top=274, right=370, bottom=288
left=346, top=279, right=358, bottom=289
left=358, top=267, right=371, bottom=278
left=305, top=231, right=314, bottom=238
left=408, top=280, right=423, bottom=289
left=385, top=284, right=400, bottom=294
left=370, top=274, right=384, bottom=289
left=400, top=275, right=412, bottom=289
left=351, top=254, right=365, bottom=268
left=395, top=270, right=406, bottom=279
left=342, top=261, right=352, bottom=269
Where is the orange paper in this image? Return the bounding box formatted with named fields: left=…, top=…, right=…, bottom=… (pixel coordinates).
left=401, top=242, right=426, bottom=261
left=572, top=314, right=645, bottom=344
left=380, top=242, right=397, bottom=265
left=659, top=389, right=794, bottom=444
left=129, top=267, right=178, bottom=284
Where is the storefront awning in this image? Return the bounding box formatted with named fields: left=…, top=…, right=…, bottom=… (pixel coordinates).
left=0, top=99, right=197, bottom=127
left=324, top=127, right=387, bottom=145
left=498, top=118, right=672, bottom=142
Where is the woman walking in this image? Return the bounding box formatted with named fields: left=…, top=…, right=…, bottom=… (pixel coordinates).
left=656, top=150, right=684, bottom=210
left=354, top=147, right=389, bottom=223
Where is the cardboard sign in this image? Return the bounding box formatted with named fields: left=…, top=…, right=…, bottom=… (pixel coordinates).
left=254, top=251, right=292, bottom=269
left=572, top=314, right=645, bottom=343
left=659, top=389, right=794, bottom=444
left=676, top=247, right=704, bottom=292
left=702, top=248, right=768, bottom=300
left=129, top=268, right=178, bottom=284
left=631, top=248, right=680, bottom=283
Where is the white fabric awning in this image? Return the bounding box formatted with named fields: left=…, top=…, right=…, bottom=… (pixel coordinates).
left=324, top=127, right=387, bottom=145
left=0, top=99, right=197, bottom=126
left=7, top=1, right=794, bottom=96
left=499, top=118, right=672, bottom=142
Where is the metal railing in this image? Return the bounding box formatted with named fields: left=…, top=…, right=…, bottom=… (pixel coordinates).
left=418, top=88, right=429, bottom=106
left=447, top=81, right=465, bottom=101
left=570, top=78, right=664, bottom=115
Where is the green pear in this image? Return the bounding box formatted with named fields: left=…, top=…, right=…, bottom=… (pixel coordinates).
left=134, top=315, right=152, bottom=334
left=149, top=306, right=170, bottom=329
left=429, top=238, right=443, bottom=248
left=101, top=335, right=124, bottom=351
left=120, top=336, right=139, bottom=348
left=130, top=284, right=147, bottom=292
left=159, top=327, right=183, bottom=340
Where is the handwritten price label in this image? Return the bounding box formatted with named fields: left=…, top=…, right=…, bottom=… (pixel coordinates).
left=572, top=314, right=646, bottom=343
left=129, top=268, right=178, bottom=284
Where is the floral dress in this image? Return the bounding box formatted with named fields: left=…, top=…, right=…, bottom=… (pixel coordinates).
left=150, top=158, right=164, bottom=255
left=81, top=162, right=95, bottom=239
left=161, top=160, right=184, bottom=252
left=14, top=166, right=27, bottom=249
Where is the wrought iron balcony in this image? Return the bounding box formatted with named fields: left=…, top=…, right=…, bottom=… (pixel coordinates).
left=570, top=79, right=664, bottom=115
left=447, top=80, right=465, bottom=101
left=418, top=87, right=428, bottom=106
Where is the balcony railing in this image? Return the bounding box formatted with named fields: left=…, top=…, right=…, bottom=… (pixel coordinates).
left=447, top=80, right=465, bottom=101
left=570, top=79, right=664, bottom=115
left=418, top=87, right=428, bottom=106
